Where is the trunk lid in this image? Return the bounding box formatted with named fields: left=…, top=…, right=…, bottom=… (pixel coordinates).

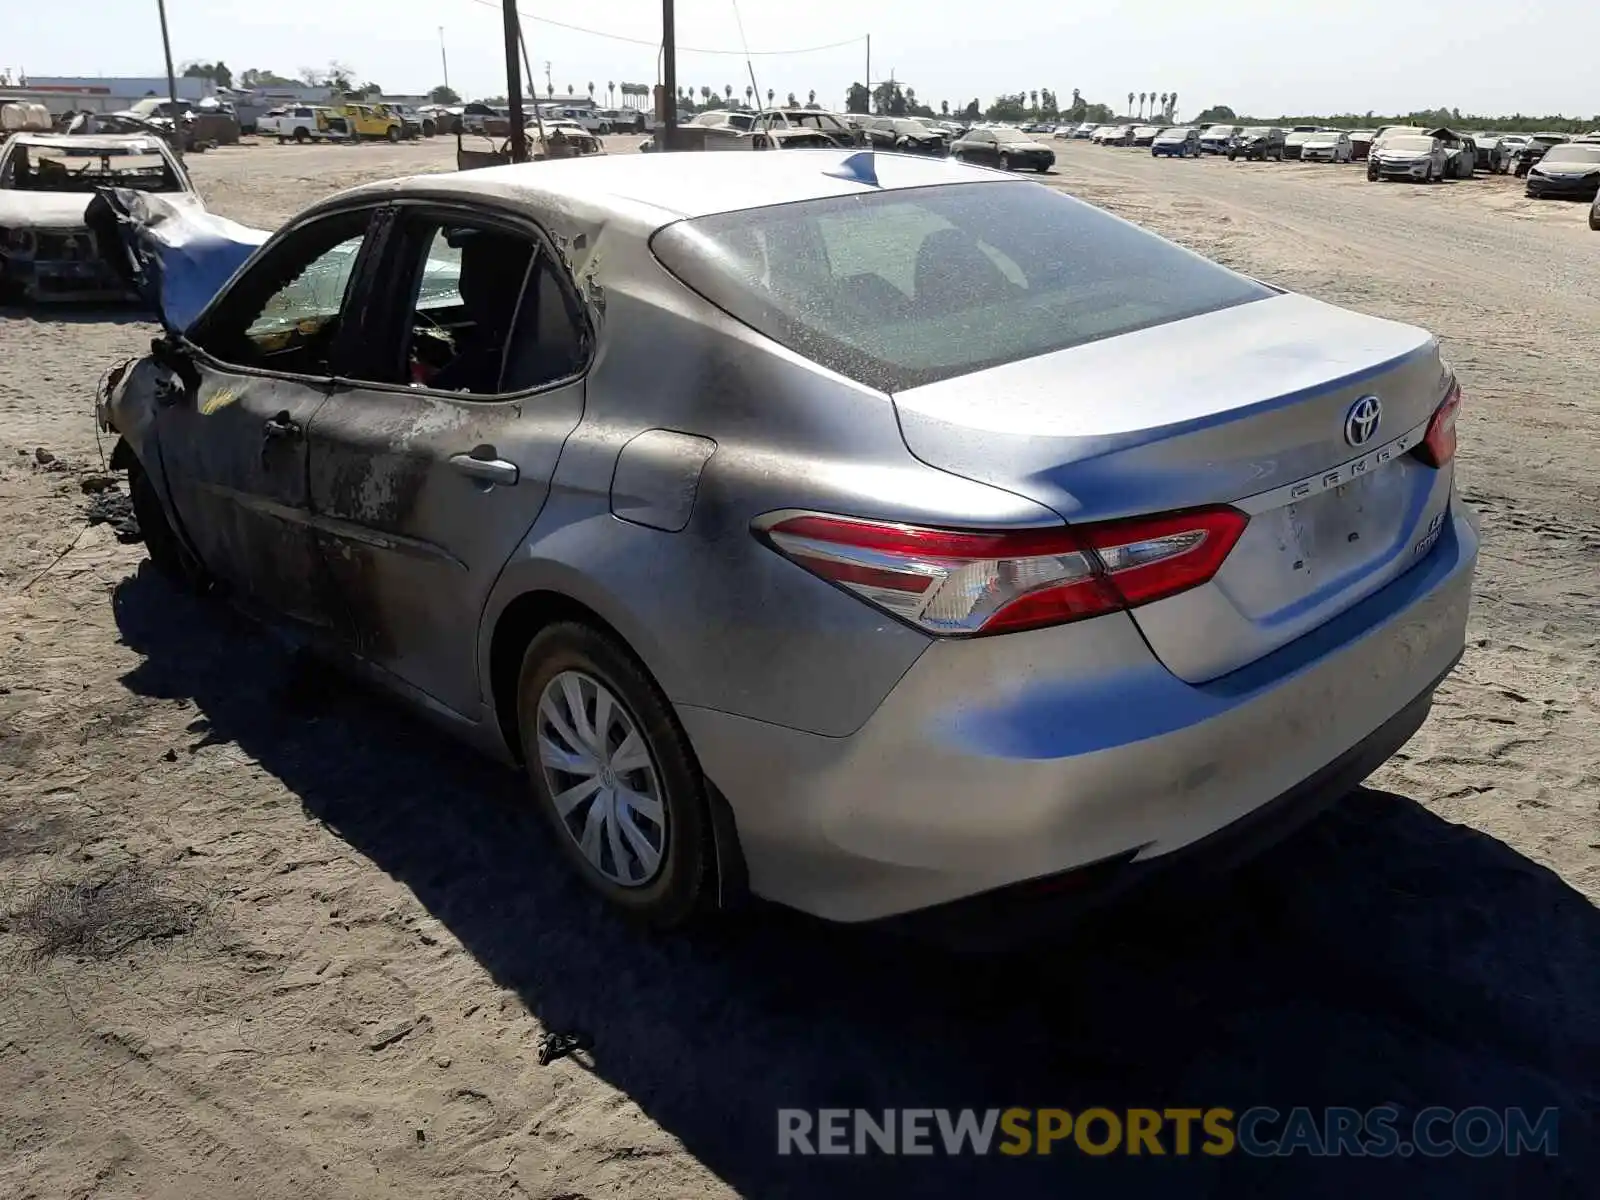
left=891, top=292, right=1455, bottom=682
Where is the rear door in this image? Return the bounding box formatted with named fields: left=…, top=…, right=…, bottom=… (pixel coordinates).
left=304, top=201, right=591, bottom=718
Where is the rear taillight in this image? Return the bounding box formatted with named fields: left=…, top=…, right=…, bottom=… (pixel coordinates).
left=759, top=507, right=1248, bottom=636
left=1415, top=378, right=1462, bottom=468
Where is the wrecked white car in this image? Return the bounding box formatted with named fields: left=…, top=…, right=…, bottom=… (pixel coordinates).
left=0, top=132, right=195, bottom=302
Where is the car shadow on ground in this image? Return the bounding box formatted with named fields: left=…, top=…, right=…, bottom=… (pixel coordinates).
left=111, top=565, right=1598, bottom=1198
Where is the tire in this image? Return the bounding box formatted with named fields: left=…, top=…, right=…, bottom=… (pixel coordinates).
left=1367, top=166, right=1379, bottom=182
left=999, top=153, right=1012, bottom=171
left=422, top=120, right=436, bottom=138
left=277, top=136, right=287, bottom=145
left=516, top=621, right=711, bottom=928
left=1589, top=205, right=1600, bottom=231
left=1227, top=149, right=1237, bottom=161
left=292, top=127, right=309, bottom=144
left=386, top=125, right=400, bottom=143
left=127, top=454, right=206, bottom=590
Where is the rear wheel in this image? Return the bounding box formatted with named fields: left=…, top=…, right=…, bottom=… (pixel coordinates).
left=386, top=125, right=400, bottom=143
left=1589, top=204, right=1600, bottom=231
left=292, top=127, right=309, bottom=144
left=516, top=622, right=711, bottom=928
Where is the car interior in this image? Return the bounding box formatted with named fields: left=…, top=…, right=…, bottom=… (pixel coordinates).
left=400, top=223, right=586, bottom=396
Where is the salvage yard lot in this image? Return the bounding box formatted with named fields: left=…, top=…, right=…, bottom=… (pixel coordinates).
left=0, top=137, right=1595, bottom=1198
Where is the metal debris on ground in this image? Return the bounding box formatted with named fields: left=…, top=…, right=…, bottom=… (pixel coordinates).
left=84, top=488, right=141, bottom=542
left=537, top=1029, right=594, bottom=1066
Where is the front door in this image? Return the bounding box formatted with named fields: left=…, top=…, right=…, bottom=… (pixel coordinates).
left=306, top=203, right=592, bottom=718
left=161, top=205, right=385, bottom=628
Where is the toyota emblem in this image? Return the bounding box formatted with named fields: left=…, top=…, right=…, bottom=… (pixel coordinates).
left=1345, top=396, right=1382, bottom=447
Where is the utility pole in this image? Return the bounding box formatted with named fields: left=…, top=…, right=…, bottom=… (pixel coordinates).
left=865, top=34, right=871, bottom=112
left=154, top=0, right=183, bottom=165
left=501, top=0, right=526, bottom=162
left=660, top=0, right=678, bottom=148
left=438, top=27, right=450, bottom=93
left=517, top=27, right=547, bottom=149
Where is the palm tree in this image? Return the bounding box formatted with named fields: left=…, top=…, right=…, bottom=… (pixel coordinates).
left=1137, top=92, right=1145, bottom=118
left=724, top=84, right=733, bottom=102
left=1168, top=91, right=1179, bottom=119
left=745, top=84, right=753, bottom=107
left=940, top=99, right=949, bottom=116
left=587, top=81, right=595, bottom=101
left=786, top=91, right=797, bottom=107
left=607, top=81, right=615, bottom=106
left=808, top=89, right=816, bottom=106
left=767, top=87, right=774, bottom=107
left=1029, top=89, right=1038, bottom=114
left=700, top=85, right=710, bottom=105
left=1159, top=92, right=1168, bottom=120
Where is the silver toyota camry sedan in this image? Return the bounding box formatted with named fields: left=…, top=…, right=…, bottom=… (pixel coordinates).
left=101, top=150, right=1476, bottom=930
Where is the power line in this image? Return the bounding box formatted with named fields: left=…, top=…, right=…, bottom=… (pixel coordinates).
left=460, top=0, right=863, bottom=56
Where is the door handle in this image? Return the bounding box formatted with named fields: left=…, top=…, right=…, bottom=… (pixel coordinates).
left=449, top=448, right=520, bottom=487
left=262, top=411, right=302, bottom=440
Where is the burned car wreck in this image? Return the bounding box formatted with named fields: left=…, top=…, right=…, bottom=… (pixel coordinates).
left=0, top=132, right=195, bottom=302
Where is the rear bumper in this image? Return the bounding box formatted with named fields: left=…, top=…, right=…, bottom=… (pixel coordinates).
left=682, top=502, right=1477, bottom=924
left=874, top=660, right=1450, bottom=947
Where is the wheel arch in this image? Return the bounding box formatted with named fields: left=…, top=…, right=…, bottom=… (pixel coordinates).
left=484, top=584, right=749, bottom=908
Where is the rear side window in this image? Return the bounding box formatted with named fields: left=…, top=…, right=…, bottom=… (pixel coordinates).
left=652, top=181, right=1272, bottom=392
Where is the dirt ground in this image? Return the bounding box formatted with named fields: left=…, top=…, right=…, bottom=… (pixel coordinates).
left=0, top=137, right=1595, bottom=1199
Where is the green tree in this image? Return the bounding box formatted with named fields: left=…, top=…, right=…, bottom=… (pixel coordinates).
left=963, top=98, right=981, bottom=121
left=1128, top=91, right=1134, bottom=116
left=808, top=89, right=816, bottom=106
left=985, top=93, right=1027, bottom=122
left=1193, top=104, right=1235, bottom=124
left=767, top=87, right=774, bottom=107
left=241, top=67, right=297, bottom=88
left=429, top=84, right=461, bottom=104
left=846, top=82, right=870, bottom=114
left=940, top=99, right=949, bottom=116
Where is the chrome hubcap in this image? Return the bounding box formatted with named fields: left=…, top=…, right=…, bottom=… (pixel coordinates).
left=536, top=671, right=666, bottom=887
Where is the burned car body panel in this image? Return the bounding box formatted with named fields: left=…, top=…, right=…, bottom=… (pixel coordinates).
left=88, top=188, right=269, bottom=330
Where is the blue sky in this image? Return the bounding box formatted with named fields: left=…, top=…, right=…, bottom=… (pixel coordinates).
left=11, top=0, right=1599, bottom=119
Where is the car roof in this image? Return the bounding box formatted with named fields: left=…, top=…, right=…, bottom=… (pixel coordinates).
left=8, top=132, right=167, bottom=154
left=335, top=149, right=999, bottom=224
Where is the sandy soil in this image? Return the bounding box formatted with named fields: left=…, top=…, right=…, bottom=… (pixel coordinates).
left=0, top=137, right=1595, bottom=1199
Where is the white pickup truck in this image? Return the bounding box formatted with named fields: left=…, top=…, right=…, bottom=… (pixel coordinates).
left=255, top=105, right=343, bottom=143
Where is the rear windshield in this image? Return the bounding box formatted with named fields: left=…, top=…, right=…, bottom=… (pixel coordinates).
left=651, top=181, right=1272, bottom=392
left=1541, top=146, right=1600, bottom=165
left=1388, top=136, right=1435, bottom=152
